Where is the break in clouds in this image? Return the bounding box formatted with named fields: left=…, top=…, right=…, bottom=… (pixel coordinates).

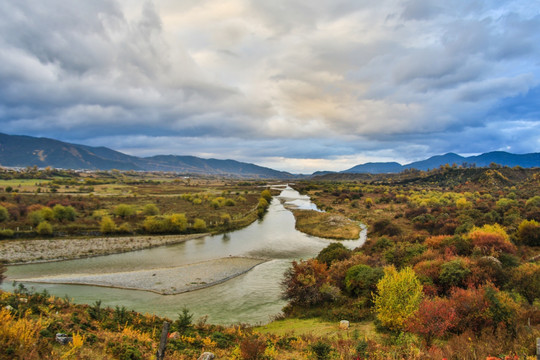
left=0, top=0, right=539, bottom=172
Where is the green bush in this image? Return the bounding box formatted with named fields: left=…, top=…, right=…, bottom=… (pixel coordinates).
left=142, top=203, right=159, bottom=216
left=345, top=264, right=384, bottom=298
left=310, top=341, right=333, bottom=360
left=36, top=221, right=53, bottom=236
left=113, top=204, right=135, bottom=218
left=439, top=259, right=471, bottom=290
left=316, top=242, right=351, bottom=266
left=0, top=206, right=9, bottom=222
left=192, top=218, right=206, bottom=231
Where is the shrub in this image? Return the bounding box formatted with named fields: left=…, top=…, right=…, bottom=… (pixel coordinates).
left=113, top=204, right=135, bottom=218
left=27, top=211, right=44, bottom=226
left=373, top=266, right=423, bottom=331
left=316, top=242, right=351, bottom=266
left=174, top=307, right=193, bottom=333
left=40, top=207, right=54, bottom=221
left=36, top=221, right=53, bottom=236
left=143, top=216, right=163, bottom=233
left=310, top=341, right=333, bottom=360
left=373, top=219, right=402, bottom=236
left=0, top=206, right=8, bottom=222
left=282, top=259, right=331, bottom=307
left=517, top=219, right=540, bottom=246
left=53, top=204, right=76, bottom=222
left=240, top=336, right=267, bottom=360
left=168, top=213, right=188, bottom=233
left=467, top=224, right=516, bottom=254
left=406, top=297, right=456, bottom=345
left=100, top=216, right=117, bottom=234
left=142, top=203, right=159, bottom=216
left=345, top=264, right=384, bottom=298
left=260, top=189, right=272, bottom=202
left=510, top=263, right=540, bottom=304
left=439, top=259, right=471, bottom=291
left=192, top=218, right=206, bottom=231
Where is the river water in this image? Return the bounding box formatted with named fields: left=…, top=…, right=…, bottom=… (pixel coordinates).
left=2, top=186, right=366, bottom=325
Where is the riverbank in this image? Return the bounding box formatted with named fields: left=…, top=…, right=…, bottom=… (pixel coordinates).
left=12, top=256, right=267, bottom=295
left=0, top=233, right=209, bottom=264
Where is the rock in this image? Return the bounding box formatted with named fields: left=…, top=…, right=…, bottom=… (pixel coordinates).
left=168, top=331, right=180, bottom=340
left=339, top=320, right=350, bottom=330
left=198, top=352, right=215, bottom=360
left=4, top=305, right=14, bottom=311
left=55, top=333, right=73, bottom=345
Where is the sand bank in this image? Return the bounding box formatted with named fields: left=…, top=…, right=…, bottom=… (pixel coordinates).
left=13, top=257, right=267, bottom=295
left=0, top=234, right=209, bottom=264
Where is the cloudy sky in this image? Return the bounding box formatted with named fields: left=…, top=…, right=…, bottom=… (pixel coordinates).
left=1, top=0, right=539, bottom=173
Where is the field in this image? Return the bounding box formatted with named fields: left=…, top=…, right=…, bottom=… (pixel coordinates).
left=0, top=169, right=271, bottom=240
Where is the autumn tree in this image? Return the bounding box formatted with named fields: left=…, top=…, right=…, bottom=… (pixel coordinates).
left=53, top=204, right=76, bottom=222
left=282, top=259, right=333, bottom=307
left=406, top=297, right=456, bottom=346
left=373, top=266, right=423, bottom=331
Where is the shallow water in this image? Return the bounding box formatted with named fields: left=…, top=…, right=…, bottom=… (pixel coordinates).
left=2, top=186, right=366, bottom=325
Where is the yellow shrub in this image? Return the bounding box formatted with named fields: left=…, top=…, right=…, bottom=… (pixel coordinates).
left=0, top=308, right=46, bottom=357
left=121, top=326, right=152, bottom=343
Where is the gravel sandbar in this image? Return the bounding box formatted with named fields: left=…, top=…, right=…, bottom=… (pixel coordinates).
left=14, top=257, right=267, bottom=295
left=0, top=234, right=209, bottom=264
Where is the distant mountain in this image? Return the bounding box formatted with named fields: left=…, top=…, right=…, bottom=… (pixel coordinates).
left=342, top=152, right=540, bottom=174
left=0, top=133, right=294, bottom=179
left=344, top=162, right=403, bottom=174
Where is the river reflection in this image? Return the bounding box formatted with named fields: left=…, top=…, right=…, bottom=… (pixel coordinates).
left=2, top=186, right=366, bottom=325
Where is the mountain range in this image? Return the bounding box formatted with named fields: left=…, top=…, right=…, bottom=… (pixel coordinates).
left=343, top=152, right=540, bottom=173
left=0, top=132, right=538, bottom=177
left=0, top=133, right=293, bottom=179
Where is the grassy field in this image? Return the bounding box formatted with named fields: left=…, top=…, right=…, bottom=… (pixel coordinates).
left=291, top=209, right=361, bottom=240
left=255, top=317, right=375, bottom=339
left=0, top=172, right=269, bottom=239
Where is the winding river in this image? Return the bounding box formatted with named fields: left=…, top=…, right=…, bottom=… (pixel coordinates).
left=2, top=186, right=366, bottom=325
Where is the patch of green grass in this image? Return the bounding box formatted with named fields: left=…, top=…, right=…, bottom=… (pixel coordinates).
left=254, top=318, right=375, bottom=339
left=292, top=210, right=361, bottom=240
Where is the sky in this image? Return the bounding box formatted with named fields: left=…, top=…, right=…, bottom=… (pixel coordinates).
left=0, top=0, right=539, bottom=174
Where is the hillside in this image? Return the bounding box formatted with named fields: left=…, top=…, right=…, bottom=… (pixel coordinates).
left=342, top=152, right=540, bottom=174
left=0, top=133, right=293, bottom=179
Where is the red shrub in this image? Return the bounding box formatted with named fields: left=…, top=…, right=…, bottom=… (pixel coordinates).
left=406, top=297, right=457, bottom=345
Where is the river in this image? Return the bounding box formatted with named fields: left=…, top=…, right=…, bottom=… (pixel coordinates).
left=2, top=185, right=366, bottom=325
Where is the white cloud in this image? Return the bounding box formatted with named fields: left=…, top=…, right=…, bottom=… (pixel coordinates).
left=0, top=0, right=538, bottom=172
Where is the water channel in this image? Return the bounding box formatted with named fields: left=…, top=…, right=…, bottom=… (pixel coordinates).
left=2, top=186, right=366, bottom=325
